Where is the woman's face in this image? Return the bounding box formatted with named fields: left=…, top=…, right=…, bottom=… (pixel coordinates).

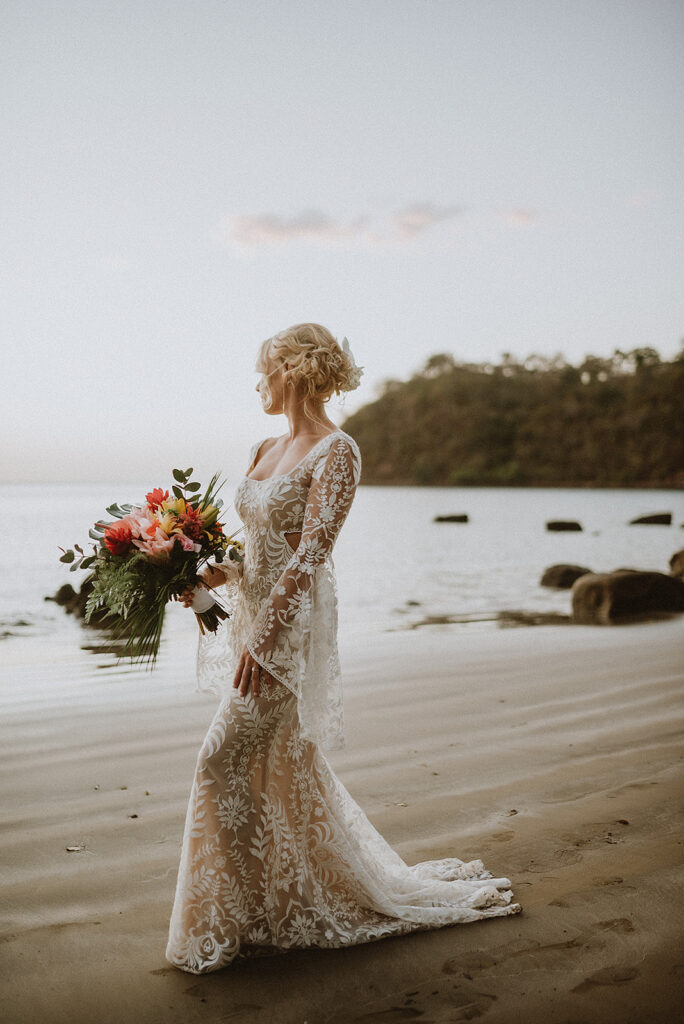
left=256, top=354, right=285, bottom=415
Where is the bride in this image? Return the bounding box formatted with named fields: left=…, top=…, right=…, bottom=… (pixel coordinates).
left=166, top=323, right=521, bottom=974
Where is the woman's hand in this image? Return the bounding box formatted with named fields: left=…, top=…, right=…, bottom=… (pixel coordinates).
left=177, top=583, right=198, bottom=608
left=232, top=647, right=274, bottom=698
left=177, top=565, right=229, bottom=609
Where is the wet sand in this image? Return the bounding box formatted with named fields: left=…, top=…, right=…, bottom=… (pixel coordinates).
left=1, top=617, right=683, bottom=1023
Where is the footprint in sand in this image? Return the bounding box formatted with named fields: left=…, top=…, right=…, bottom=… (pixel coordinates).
left=571, top=965, right=639, bottom=993
left=353, top=1009, right=424, bottom=1022
left=350, top=979, right=496, bottom=1023
left=594, top=876, right=637, bottom=892
left=488, top=830, right=515, bottom=843
left=595, top=918, right=634, bottom=933
left=442, top=951, right=497, bottom=974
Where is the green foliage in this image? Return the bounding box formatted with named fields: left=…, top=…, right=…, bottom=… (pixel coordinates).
left=341, top=346, right=684, bottom=487
left=82, top=546, right=197, bottom=665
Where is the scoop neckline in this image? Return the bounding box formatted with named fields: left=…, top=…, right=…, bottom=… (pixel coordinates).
left=245, top=429, right=346, bottom=483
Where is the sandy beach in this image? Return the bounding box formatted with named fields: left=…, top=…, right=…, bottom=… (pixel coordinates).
left=1, top=616, right=683, bottom=1024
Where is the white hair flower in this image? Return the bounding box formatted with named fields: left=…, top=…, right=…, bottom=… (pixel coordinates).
left=341, top=336, right=364, bottom=391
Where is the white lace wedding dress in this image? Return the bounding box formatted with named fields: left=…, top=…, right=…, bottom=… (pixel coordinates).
left=166, top=430, right=521, bottom=974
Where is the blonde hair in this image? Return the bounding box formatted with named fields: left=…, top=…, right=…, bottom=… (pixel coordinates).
left=256, top=322, right=358, bottom=416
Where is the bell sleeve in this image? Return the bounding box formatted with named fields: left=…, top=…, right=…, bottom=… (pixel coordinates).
left=245, top=434, right=361, bottom=747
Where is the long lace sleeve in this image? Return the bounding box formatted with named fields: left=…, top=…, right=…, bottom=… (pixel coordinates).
left=246, top=434, right=361, bottom=748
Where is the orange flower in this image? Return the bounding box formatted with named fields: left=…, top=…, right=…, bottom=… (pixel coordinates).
left=145, top=487, right=169, bottom=510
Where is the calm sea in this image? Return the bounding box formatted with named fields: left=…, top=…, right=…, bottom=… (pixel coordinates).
left=2, top=482, right=682, bottom=662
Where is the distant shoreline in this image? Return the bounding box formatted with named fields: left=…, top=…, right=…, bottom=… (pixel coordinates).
left=1, top=479, right=683, bottom=491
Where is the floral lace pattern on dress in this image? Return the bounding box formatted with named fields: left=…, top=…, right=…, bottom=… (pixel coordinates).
left=166, top=680, right=520, bottom=974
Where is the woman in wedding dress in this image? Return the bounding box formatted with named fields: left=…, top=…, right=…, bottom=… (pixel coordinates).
left=166, top=323, right=521, bottom=975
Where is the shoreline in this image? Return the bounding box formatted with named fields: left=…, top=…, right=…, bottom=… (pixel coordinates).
left=1, top=620, right=683, bottom=1023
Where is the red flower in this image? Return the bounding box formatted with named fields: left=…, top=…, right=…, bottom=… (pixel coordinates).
left=177, top=505, right=203, bottom=541
left=145, top=487, right=169, bottom=510
left=104, top=522, right=133, bottom=556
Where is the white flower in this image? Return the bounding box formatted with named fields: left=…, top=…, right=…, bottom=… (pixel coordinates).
left=341, top=336, right=364, bottom=391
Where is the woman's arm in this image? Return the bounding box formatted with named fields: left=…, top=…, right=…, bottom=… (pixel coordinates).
left=233, top=435, right=360, bottom=697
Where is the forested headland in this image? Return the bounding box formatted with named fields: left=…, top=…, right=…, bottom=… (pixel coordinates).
left=341, top=346, right=684, bottom=488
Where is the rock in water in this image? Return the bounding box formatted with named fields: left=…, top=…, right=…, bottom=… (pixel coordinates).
left=546, top=520, right=582, bottom=532
left=669, top=549, right=684, bottom=580
left=629, top=512, right=672, bottom=525
left=52, top=583, right=78, bottom=606
left=46, top=578, right=111, bottom=624
left=572, top=570, right=684, bottom=624
left=540, top=564, right=593, bottom=589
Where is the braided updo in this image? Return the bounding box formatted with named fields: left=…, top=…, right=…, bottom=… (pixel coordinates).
left=256, top=323, right=360, bottom=409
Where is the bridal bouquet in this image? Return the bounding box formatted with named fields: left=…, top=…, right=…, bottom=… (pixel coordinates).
left=59, top=467, right=243, bottom=666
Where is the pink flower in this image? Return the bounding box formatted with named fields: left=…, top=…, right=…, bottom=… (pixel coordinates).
left=133, top=531, right=176, bottom=560
left=176, top=533, right=201, bottom=553
left=126, top=508, right=158, bottom=540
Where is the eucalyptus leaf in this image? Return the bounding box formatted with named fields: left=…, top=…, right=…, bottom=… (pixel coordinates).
left=81, top=555, right=96, bottom=569
left=172, top=468, right=186, bottom=483
left=186, top=481, right=201, bottom=492
left=59, top=550, right=75, bottom=563
left=69, top=559, right=81, bottom=572
left=172, top=484, right=183, bottom=499
left=185, top=467, right=193, bottom=476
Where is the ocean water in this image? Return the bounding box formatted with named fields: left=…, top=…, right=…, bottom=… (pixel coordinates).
left=1, top=481, right=682, bottom=665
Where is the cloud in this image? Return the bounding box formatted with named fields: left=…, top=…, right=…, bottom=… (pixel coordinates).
left=222, top=209, right=370, bottom=247
left=391, top=202, right=464, bottom=239
left=500, top=208, right=537, bottom=226
left=624, top=189, right=664, bottom=209
left=214, top=202, right=465, bottom=250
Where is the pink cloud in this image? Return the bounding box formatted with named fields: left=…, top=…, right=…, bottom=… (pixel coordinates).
left=214, top=202, right=465, bottom=250
left=391, top=202, right=464, bottom=239
left=500, top=209, right=537, bottom=226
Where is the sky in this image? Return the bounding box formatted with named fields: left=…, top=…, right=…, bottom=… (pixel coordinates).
left=2, top=0, right=683, bottom=484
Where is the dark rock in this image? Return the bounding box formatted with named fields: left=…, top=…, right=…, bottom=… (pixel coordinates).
left=669, top=549, right=684, bottom=580
left=541, top=564, right=593, bottom=589
left=46, top=578, right=112, bottom=625
left=434, top=514, right=469, bottom=523
left=52, top=583, right=77, bottom=606
left=629, top=512, right=672, bottom=525
left=546, top=520, right=582, bottom=532
left=572, top=570, right=684, bottom=624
